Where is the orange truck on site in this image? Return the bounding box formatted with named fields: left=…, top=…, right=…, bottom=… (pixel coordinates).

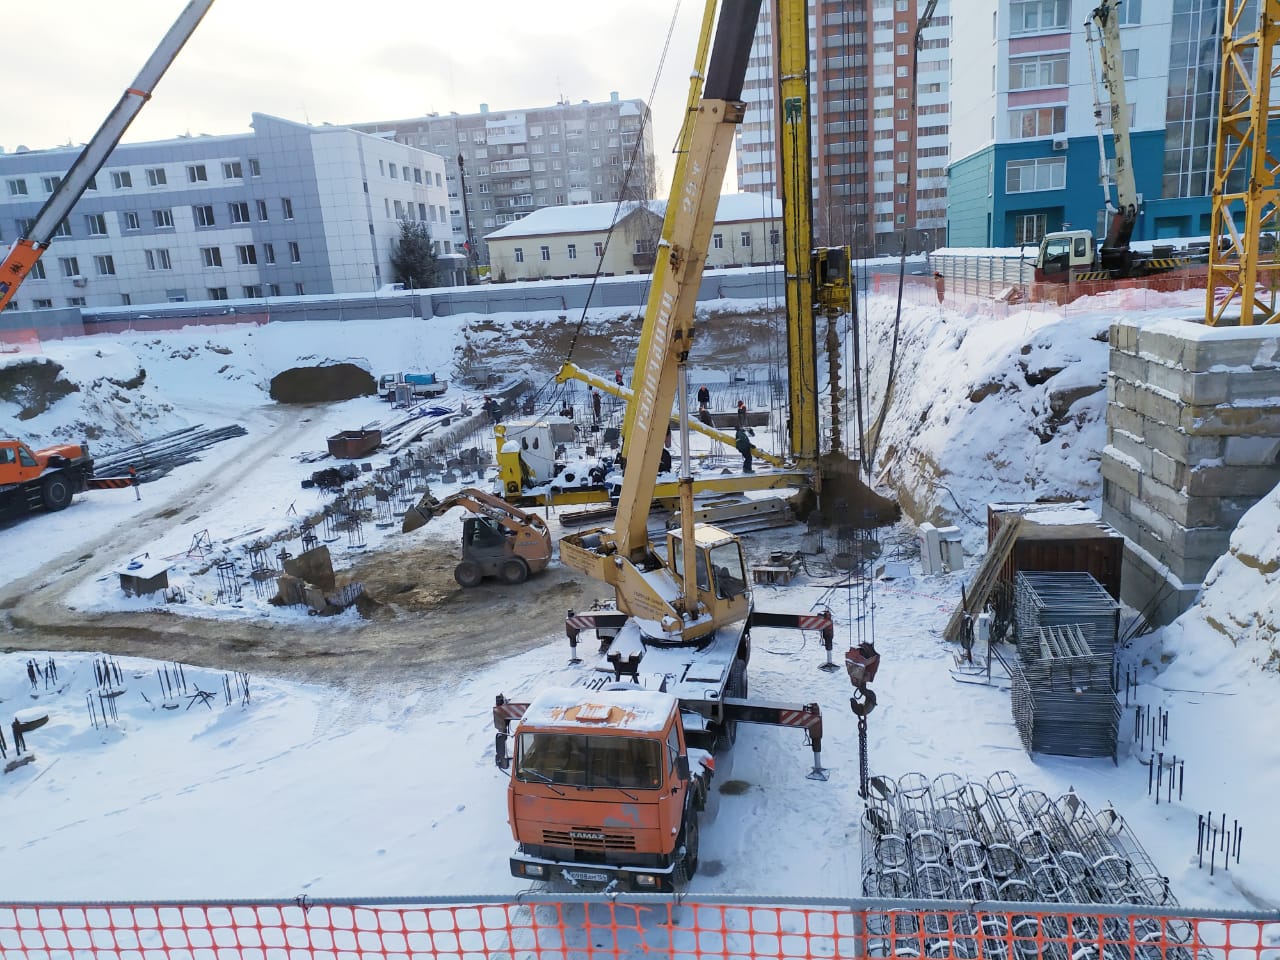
left=0, top=438, right=96, bottom=518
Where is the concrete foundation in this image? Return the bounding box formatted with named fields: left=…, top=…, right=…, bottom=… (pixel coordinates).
left=1103, top=319, right=1280, bottom=624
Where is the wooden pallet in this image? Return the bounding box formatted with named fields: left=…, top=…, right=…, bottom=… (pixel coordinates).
left=942, top=515, right=1022, bottom=642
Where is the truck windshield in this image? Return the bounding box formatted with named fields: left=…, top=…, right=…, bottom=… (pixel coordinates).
left=516, top=732, right=663, bottom=790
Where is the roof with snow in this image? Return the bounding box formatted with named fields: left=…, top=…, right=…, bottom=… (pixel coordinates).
left=486, top=194, right=781, bottom=241
left=484, top=201, right=659, bottom=240
left=519, top=686, right=677, bottom=733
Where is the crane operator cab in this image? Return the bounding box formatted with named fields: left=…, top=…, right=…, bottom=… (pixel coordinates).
left=667, top=525, right=750, bottom=624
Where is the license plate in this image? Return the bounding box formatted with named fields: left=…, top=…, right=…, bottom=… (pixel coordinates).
left=563, top=870, right=609, bottom=884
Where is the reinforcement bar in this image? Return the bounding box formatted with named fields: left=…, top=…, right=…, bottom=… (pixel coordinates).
left=2, top=895, right=1276, bottom=959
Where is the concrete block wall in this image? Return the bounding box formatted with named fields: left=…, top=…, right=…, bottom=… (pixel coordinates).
left=1102, top=319, right=1280, bottom=620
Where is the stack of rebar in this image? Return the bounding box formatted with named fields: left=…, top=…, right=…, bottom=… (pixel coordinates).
left=1010, top=623, right=1120, bottom=759
left=860, top=771, right=1198, bottom=960
left=1015, top=571, right=1119, bottom=658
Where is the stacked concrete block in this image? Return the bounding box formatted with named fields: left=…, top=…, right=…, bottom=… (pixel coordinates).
left=1102, top=319, right=1280, bottom=622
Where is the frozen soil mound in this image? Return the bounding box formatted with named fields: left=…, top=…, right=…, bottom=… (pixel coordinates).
left=0, top=358, right=80, bottom=420
left=269, top=363, right=375, bottom=403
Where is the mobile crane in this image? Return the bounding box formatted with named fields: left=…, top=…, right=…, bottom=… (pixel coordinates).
left=1032, top=1, right=1203, bottom=284
left=491, top=0, right=847, bottom=894
left=0, top=1, right=216, bottom=313
left=402, top=486, right=551, bottom=586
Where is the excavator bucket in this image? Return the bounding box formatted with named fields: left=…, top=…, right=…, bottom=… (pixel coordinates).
left=402, top=493, right=441, bottom=533
left=817, top=452, right=900, bottom=529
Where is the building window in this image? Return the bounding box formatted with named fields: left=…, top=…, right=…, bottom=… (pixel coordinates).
left=153, top=208, right=174, bottom=228
left=281, top=197, right=294, bottom=220
left=207, top=287, right=228, bottom=301
left=594, top=241, right=604, bottom=257
left=1009, top=53, right=1069, bottom=90
left=288, top=241, right=301, bottom=263
left=194, top=204, right=216, bottom=227
left=111, top=170, right=133, bottom=189
left=94, top=254, right=116, bottom=276
left=514, top=247, right=524, bottom=263
left=1009, top=106, right=1066, bottom=138
left=145, top=249, right=173, bottom=270
left=739, top=232, right=751, bottom=247
left=67, top=297, right=86, bottom=307
left=389, top=164, right=398, bottom=180
left=53, top=218, right=72, bottom=238
left=1015, top=213, right=1048, bottom=244
left=256, top=199, right=269, bottom=221
left=85, top=213, right=108, bottom=236
left=267, top=283, right=281, bottom=296
left=243, top=285, right=263, bottom=298
left=294, top=282, right=305, bottom=295
left=249, top=158, right=261, bottom=177
left=1118, top=0, right=1141, bottom=24
left=146, top=167, right=167, bottom=187
left=237, top=244, right=257, bottom=265
left=32, top=298, right=53, bottom=309
left=229, top=201, right=251, bottom=223
left=1006, top=157, right=1067, bottom=193
left=29, top=260, right=46, bottom=280
left=42, top=175, right=62, bottom=193
left=187, top=164, right=208, bottom=183
left=567, top=243, right=577, bottom=260
left=713, top=233, right=724, bottom=249
left=123, top=211, right=141, bottom=231
left=263, top=243, right=276, bottom=264
left=202, top=247, right=223, bottom=267
left=1010, top=0, right=1069, bottom=35
left=1123, top=49, right=1139, bottom=80
left=222, top=160, right=243, bottom=180
left=394, top=199, right=404, bottom=218
left=540, top=245, right=550, bottom=261
left=59, top=257, right=79, bottom=277
left=7, top=179, right=28, bottom=196
left=402, top=165, right=410, bottom=180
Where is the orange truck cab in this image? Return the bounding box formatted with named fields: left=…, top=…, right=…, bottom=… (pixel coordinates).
left=0, top=438, right=94, bottom=516
left=504, top=686, right=710, bottom=892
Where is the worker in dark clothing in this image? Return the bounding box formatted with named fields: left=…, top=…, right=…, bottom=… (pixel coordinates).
left=614, top=368, right=624, bottom=386
left=483, top=395, right=501, bottom=424
left=591, top=388, right=602, bottom=423
left=735, top=426, right=753, bottom=473
left=129, top=464, right=140, bottom=501
left=736, top=399, right=749, bottom=431
left=696, top=384, right=711, bottom=412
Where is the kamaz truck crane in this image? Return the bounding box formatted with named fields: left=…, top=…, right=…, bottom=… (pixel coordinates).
left=490, top=0, right=842, bottom=893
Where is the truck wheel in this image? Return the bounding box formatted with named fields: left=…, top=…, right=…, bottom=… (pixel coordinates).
left=40, top=473, right=73, bottom=512
left=675, top=810, right=700, bottom=886
left=454, top=561, right=483, bottom=588
left=499, top=557, right=529, bottom=585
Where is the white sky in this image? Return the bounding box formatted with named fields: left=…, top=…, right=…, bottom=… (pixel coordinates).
left=2, top=0, right=713, bottom=193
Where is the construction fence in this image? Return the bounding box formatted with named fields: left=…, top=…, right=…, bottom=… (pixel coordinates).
left=2, top=895, right=1276, bottom=960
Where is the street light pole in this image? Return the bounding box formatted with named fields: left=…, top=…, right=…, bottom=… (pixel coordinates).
left=457, top=153, right=477, bottom=285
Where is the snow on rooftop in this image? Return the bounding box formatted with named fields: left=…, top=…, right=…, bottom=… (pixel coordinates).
left=521, top=685, right=676, bottom=732
left=484, top=201, right=657, bottom=240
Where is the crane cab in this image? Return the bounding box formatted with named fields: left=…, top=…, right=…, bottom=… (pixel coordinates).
left=667, top=524, right=750, bottom=626
left=1034, top=230, right=1096, bottom=282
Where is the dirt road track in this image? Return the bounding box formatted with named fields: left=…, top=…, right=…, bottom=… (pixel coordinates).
left=0, top=406, right=603, bottom=690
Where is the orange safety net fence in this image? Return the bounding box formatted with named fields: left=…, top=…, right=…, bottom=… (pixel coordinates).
left=1, top=898, right=1276, bottom=960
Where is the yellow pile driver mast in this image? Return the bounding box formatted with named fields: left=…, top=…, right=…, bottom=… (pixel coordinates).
left=777, top=0, right=854, bottom=476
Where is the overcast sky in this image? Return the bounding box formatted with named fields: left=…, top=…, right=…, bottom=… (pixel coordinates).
left=3, top=0, right=724, bottom=194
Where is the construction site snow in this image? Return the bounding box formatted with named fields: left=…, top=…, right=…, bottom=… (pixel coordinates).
left=1, top=293, right=1277, bottom=912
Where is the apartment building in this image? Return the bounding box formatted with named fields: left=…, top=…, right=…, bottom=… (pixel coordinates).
left=736, top=0, right=951, bottom=257
left=0, top=114, right=463, bottom=311
left=351, top=94, right=657, bottom=267
left=948, top=0, right=1218, bottom=247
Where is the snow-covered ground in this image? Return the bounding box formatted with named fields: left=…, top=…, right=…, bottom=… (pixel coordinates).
left=1, top=293, right=1277, bottom=914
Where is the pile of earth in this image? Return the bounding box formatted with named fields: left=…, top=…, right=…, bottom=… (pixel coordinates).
left=269, top=363, right=375, bottom=403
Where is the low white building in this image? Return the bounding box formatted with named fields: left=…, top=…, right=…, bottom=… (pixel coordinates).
left=484, top=194, right=782, bottom=282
